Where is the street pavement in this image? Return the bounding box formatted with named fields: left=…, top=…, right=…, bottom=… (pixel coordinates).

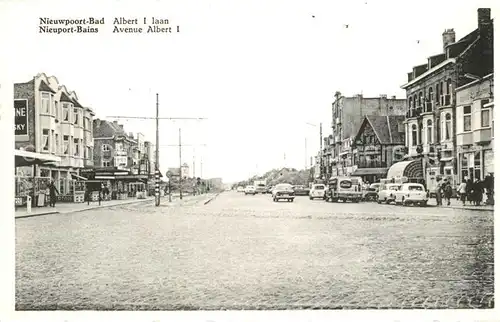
left=15, top=191, right=494, bottom=310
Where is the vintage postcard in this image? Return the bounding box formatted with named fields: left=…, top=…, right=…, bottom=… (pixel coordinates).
left=0, top=0, right=498, bottom=321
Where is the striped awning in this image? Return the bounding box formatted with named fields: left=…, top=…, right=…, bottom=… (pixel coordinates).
left=386, top=160, right=424, bottom=179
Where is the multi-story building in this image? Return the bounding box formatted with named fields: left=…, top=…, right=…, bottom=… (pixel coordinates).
left=14, top=73, right=95, bottom=195
left=455, top=74, right=494, bottom=182
left=330, top=92, right=406, bottom=177
left=400, top=8, right=493, bottom=191
left=143, top=141, right=156, bottom=175
left=351, top=115, right=407, bottom=183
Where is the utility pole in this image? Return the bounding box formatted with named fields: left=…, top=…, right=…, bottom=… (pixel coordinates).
left=320, top=122, right=323, bottom=180
left=155, top=93, right=160, bottom=206
left=179, top=128, right=183, bottom=200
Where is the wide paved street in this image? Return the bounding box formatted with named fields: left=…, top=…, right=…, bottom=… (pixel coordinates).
left=16, top=191, right=494, bottom=310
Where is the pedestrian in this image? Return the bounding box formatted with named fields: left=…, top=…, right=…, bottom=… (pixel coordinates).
left=435, top=178, right=443, bottom=206
left=484, top=173, right=495, bottom=205
left=458, top=179, right=467, bottom=206
left=443, top=181, right=453, bottom=206
left=466, top=178, right=474, bottom=205
left=472, top=178, right=484, bottom=206
left=47, top=180, right=59, bottom=207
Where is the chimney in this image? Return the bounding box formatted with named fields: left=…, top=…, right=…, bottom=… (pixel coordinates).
left=119, top=124, right=124, bottom=130
left=94, top=118, right=101, bottom=128
left=478, top=8, right=491, bottom=29
left=442, top=29, right=456, bottom=51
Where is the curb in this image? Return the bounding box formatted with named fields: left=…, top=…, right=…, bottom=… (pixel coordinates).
left=15, top=198, right=155, bottom=219
left=427, top=205, right=494, bottom=212
left=204, top=192, right=222, bottom=205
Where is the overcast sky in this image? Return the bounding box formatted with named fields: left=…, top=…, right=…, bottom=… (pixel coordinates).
left=1, top=0, right=496, bottom=183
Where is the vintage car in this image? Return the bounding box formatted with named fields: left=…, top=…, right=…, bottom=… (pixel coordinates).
left=244, top=185, right=257, bottom=195
left=293, top=185, right=310, bottom=196
left=309, top=184, right=326, bottom=200
left=394, top=183, right=428, bottom=206
left=363, top=183, right=381, bottom=201
left=272, top=183, right=295, bottom=202
left=377, top=183, right=402, bottom=204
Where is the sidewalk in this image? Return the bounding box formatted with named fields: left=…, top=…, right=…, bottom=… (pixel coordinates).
left=428, top=197, right=494, bottom=212
left=15, top=192, right=219, bottom=219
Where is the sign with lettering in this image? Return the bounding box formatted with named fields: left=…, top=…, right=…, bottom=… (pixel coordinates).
left=14, top=99, right=28, bottom=136
left=339, top=180, right=352, bottom=189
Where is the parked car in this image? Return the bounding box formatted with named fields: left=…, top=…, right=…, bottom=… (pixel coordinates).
left=394, top=183, right=428, bottom=206
left=272, top=183, right=295, bottom=202
left=293, top=185, right=310, bottom=196
left=377, top=183, right=401, bottom=204
left=237, top=186, right=245, bottom=192
left=255, top=183, right=267, bottom=194
left=309, top=184, right=326, bottom=200
left=363, top=183, right=381, bottom=201
left=244, top=185, right=257, bottom=195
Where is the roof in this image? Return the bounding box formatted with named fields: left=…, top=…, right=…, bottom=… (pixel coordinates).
left=354, top=115, right=406, bottom=145
left=59, top=92, right=73, bottom=103
left=72, top=99, right=83, bottom=108
left=39, top=80, right=56, bottom=93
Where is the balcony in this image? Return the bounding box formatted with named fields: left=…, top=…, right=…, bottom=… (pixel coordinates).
left=356, top=159, right=387, bottom=168
left=473, top=128, right=492, bottom=144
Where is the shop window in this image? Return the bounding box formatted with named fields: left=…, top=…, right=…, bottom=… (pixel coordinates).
left=411, top=124, right=417, bottom=146
left=426, top=119, right=433, bottom=144
left=481, top=100, right=490, bottom=128
left=445, top=113, right=452, bottom=140
left=41, top=93, right=50, bottom=114
left=42, top=129, right=49, bottom=151
left=463, top=106, right=471, bottom=131
left=63, top=135, right=69, bottom=154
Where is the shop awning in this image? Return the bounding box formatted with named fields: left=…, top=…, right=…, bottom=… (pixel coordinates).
left=386, top=160, right=424, bottom=179
left=15, top=149, right=61, bottom=167
left=351, top=168, right=388, bottom=176
left=70, top=173, right=88, bottom=181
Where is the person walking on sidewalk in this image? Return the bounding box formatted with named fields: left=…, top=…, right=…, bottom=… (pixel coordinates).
left=466, top=178, right=474, bottom=205
left=472, top=178, right=484, bottom=206
left=443, top=181, right=453, bottom=206
left=435, top=178, right=443, bottom=206
left=47, top=180, right=59, bottom=207
left=458, top=179, right=467, bottom=206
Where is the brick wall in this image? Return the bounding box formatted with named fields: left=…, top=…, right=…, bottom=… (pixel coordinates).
left=14, top=80, right=36, bottom=149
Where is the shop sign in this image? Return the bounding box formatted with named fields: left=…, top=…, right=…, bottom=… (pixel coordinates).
left=339, top=180, right=352, bottom=189
left=14, top=99, right=28, bottom=137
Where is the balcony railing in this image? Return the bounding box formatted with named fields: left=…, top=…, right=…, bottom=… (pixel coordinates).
left=356, top=160, right=388, bottom=168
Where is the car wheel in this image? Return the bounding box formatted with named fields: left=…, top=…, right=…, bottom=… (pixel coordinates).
left=377, top=199, right=381, bottom=204
left=420, top=201, right=427, bottom=207
left=309, top=196, right=313, bottom=200
left=385, top=198, right=390, bottom=204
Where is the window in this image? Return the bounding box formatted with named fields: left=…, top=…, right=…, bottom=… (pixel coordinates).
left=115, top=143, right=123, bottom=151
left=41, top=93, right=50, bottom=113
left=51, top=130, right=55, bottom=153
left=102, top=144, right=110, bottom=151
left=481, top=100, right=490, bottom=128
left=445, top=168, right=452, bottom=175
left=74, top=138, right=79, bottom=156
left=419, top=123, right=423, bottom=145
left=84, top=117, right=89, bottom=130
left=428, top=87, right=434, bottom=103
left=463, top=106, right=471, bottom=132
left=102, top=160, right=111, bottom=167
left=74, top=108, right=79, bottom=125
left=426, top=119, right=433, bottom=144
left=435, top=83, right=440, bottom=104
left=418, top=92, right=423, bottom=107
left=408, top=98, right=412, bottom=109
left=42, top=129, right=49, bottom=151
left=55, top=102, right=59, bottom=119
left=63, top=135, right=69, bottom=154
left=55, top=134, right=59, bottom=154
left=411, top=124, right=417, bottom=146
left=445, top=113, right=452, bottom=140
left=63, top=103, right=69, bottom=121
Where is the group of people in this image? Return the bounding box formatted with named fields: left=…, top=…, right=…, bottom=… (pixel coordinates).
left=435, top=173, right=494, bottom=206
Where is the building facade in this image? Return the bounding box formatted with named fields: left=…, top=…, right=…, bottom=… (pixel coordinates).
left=401, top=8, right=494, bottom=191
left=455, top=74, right=494, bottom=182
left=330, top=92, right=406, bottom=177
left=14, top=73, right=95, bottom=195
left=351, top=115, right=406, bottom=183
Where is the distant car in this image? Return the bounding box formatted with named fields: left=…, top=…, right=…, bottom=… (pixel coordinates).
left=244, top=185, right=257, bottom=195
left=377, top=183, right=401, bottom=204
left=309, top=184, right=326, bottom=200
left=237, top=186, right=245, bottom=192
left=272, top=183, right=295, bottom=202
left=255, top=183, right=267, bottom=194
left=363, top=183, right=381, bottom=201
left=293, top=185, right=310, bottom=196
left=394, top=183, right=428, bottom=206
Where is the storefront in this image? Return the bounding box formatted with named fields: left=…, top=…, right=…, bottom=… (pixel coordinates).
left=351, top=167, right=388, bottom=183
left=386, top=160, right=425, bottom=186
left=458, top=145, right=494, bottom=182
